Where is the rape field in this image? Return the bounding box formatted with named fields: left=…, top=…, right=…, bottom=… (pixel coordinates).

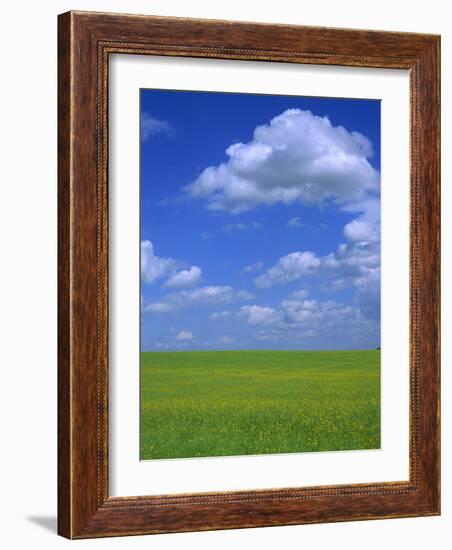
left=140, top=350, right=380, bottom=460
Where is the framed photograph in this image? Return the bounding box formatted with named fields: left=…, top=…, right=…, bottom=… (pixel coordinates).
left=58, top=11, right=440, bottom=538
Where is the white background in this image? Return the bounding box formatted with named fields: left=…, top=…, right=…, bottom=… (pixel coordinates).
left=110, top=56, right=409, bottom=496
left=0, top=1, right=449, bottom=548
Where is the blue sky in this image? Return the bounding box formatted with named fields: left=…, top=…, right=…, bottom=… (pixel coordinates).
left=140, top=89, right=380, bottom=351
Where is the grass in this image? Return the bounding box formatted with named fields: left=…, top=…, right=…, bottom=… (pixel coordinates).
left=140, top=350, right=380, bottom=460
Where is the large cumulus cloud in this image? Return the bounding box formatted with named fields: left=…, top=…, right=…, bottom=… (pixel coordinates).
left=185, top=109, right=379, bottom=214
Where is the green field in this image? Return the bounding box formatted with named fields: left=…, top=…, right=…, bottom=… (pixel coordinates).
left=140, top=350, right=380, bottom=460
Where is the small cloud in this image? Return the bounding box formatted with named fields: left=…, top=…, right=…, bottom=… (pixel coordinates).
left=145, top=302, right=175, bottom=313
left=164, top=266, right=202, bottom=289
left=254, top=251, right=320, bottom=289
left=201, top=232, right=212, bottom=240
left=141, top=240, right=181, bottom=284
left=290, top=289, right=309, bottom=299
left=141, top=113, right=174, bottom=141
left=210, top=310, right=231, bottom=320
left=238, top=305, right=283, bottom=326
left=144, top=285, right=253, bottom=313
left=287, top=216, right=303, bottom=228
left=176, top=331, right=193, bottom=341
left=343, top=219, right=379, bottom=243
left=242, top=261, right=264, bottom=274
left=223, top=221, right=263, bottom=233
left=309, top=222, right=328, bottom=235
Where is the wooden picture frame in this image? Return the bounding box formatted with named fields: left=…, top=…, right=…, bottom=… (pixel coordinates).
left=58, top=10, right=440, bottom=539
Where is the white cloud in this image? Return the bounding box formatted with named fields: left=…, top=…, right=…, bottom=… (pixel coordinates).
left=210, top=310, right=231, bottom=320
left=200, top=232, right=212, bottom=240
left=252, top=225, right=380, bottom=324
left=254, top=196, right=380, bottom=294
left=141, top=240, right=203, bottom=289
left=154, top=340, right=191, bottom=349
left=239, top=296, right=376, bottom=345
left=290, top=289, right=309, bottom=299
left=239, top=305, right=283, bottom=326
left=145, top=302, right=175, bottom=313
left=164, top=266, right=202, bottom=288
left=202, top=335, right=235, bottom=346
left=144, top=286, right=253, bottom=313
left=342, top=197, right=380, bottom=244
left=322, top=239, right=380, bottom=323
left=254, top=328, right=316, bottom=342
left=185, top=109, right=379, bottom=214
left=176, top=330, right=193, bottom=341
left=141, top=240, right=180, bottom=284
left=156, top=334, right=235, bottom=349
left=321, top=242, right=379, bottom=275
left=344, top=219, right=379, bottom=243
left=281, top=298, right=346, bottom=325
left=242, top=261, right=264, bottom=274
left=150, top=294, right=377, bottom=349
left=255, top=251, right=320, bottom=288
left=141, top=113, right=174, bottom=140
left=255, top=242, right=380, bottom=311
left=287, top=216, right=303, bottom=228
left=354, top=266, right=381, bottom=321
left=223, top=221, right=262, bottom=233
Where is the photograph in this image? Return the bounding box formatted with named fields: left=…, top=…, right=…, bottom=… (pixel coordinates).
left=0, top=1, right=442, bottom=544
left=139, top=89, right=381, bottom=460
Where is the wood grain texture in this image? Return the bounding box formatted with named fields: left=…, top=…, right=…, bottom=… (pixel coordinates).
left=57, top=10, right=72, bottom=538
left=57, top=10, right=440, bottom=539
